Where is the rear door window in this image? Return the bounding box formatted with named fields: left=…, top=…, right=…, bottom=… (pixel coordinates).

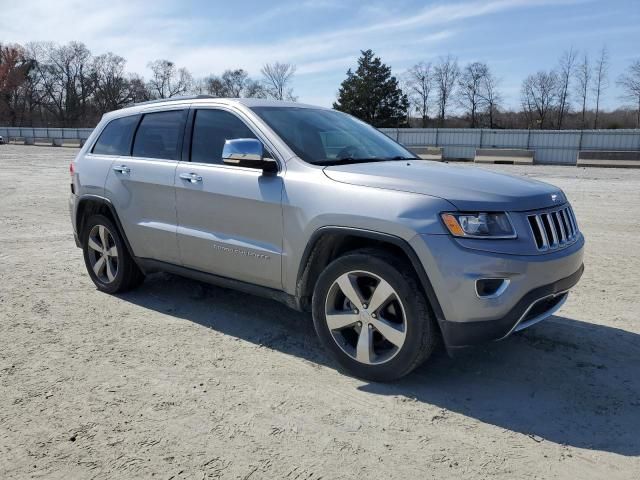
left=190, top=109, right=257, bottom=165
left=132, top=110, right=186, bottom=160
left=92, top=115, right=139, bottom=156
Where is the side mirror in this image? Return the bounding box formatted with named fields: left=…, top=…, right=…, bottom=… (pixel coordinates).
left=222, top=138, right=277, bottom=173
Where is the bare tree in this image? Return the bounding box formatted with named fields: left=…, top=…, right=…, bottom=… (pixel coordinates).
left=521, top=70, right=558, bottom=129
left=593, top=46, right=608, bottom=129
left=574, top=53, right=591, bottom=129
left=478, top=68, right=501, bottom=128
left=261, top=62, right=296, bottom=101
left=244, top=78, right=267, bottom=98
left=220, top=69, right=248, bottom=97
left=617, top=59, right=640, bottom=128
left=127, top=74, right=151, bottom=103
left=147, top=59, right=193, bottom=99
left=434, top=55, right=459, bottom=126
left=457, top=62, right=488, bottom=128
left=556, top=47, right=577, bottom=129
left=27, top=41, right=95, bottom=126
left=405, top=62, right=433, bottom=127
left=92, top=52, right=132, bottom=113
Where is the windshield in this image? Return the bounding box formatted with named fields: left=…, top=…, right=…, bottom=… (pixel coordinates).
left=250, top=107, right=416, bottom=165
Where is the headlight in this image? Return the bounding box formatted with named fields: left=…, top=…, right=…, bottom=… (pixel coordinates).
left=441, top=212, right=516, bottom=238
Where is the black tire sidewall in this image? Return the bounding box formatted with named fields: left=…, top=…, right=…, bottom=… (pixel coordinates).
left=82, top=215, right=129, bottom=293
left=312, top=252, right=434, bottom=382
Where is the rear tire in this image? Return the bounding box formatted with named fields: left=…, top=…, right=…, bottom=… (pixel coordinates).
left=312, top=249, right=438, bottom=381
left=82, top=214, right=144, bottom=293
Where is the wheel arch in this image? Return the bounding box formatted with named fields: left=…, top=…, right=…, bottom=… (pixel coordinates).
left=295, top=227, right=446, bottom=324
left=75, top=195, right=137, bottom=262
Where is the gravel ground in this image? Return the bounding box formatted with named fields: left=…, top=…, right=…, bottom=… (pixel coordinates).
left=1, top=145, right=638, bottom=480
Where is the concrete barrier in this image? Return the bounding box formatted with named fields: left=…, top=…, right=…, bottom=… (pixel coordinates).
left=408, top=146, right=443, bottom=161
left=474, top=148, right=534, bottom=165
left=577, top=150, right=640, bottom=168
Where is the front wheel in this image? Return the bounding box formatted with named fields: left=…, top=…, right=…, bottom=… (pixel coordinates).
left=312, top=250, right=438, bottom=381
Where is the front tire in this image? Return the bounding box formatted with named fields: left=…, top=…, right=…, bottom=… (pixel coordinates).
left=312, top=249, right=438, bottom=381
left=82, top=214, right=144, bottom=293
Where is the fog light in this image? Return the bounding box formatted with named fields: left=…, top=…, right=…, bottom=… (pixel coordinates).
left=476, top=278, right=510, bottom=298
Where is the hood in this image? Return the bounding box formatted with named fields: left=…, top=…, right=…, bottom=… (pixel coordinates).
left=323, top=160, right=566, bottom=212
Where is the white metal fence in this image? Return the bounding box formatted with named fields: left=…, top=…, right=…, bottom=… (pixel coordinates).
left=0, top=127, right=93, bottom=142
left=380, top=128, right=640, bottom=165
left=1, top=126, right=639, bottom=165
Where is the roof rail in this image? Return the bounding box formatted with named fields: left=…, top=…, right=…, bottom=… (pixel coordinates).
left=132, top=95, right=216, bottom=107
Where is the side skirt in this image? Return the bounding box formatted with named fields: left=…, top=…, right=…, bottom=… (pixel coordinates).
left=137, top=258, right=301, bottom=311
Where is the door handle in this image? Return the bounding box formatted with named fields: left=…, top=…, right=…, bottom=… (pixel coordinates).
left=179, top=172, right=203, bottom=183
left=113, top=165, right=131, bottom=174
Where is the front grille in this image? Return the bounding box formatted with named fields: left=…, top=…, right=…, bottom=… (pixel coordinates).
left=527, top=205, right=579, bottom=251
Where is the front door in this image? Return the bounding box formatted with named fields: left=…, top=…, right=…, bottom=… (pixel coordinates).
left=175, top=108, right=284, bottom=289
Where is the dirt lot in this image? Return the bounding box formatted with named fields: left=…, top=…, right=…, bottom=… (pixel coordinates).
left=1, top=145, right=638, bottom=479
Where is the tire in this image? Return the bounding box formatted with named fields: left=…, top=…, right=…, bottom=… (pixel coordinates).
left=312, top=249, right=438, bottom=382
left=81, top=214, right=144, bottom=293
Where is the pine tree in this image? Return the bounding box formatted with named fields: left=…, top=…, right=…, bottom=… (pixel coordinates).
left=333, top=50, right=408, bottom=127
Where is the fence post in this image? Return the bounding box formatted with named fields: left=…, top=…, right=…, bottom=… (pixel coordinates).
left=479, top=128, right=484, bottom=148
left=435, top=128, right=439, bottom=147
left=526, top=129, right=531, bottom=149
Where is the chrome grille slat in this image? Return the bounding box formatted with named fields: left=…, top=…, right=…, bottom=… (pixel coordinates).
left=555, top=211, right=566, bottom=242
left=545, top=213, right=558, bottom=247
left=527, top=205, right=579, bottom=252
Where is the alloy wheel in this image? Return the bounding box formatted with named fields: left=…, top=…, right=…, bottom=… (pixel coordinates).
left=87, top=224, right=119, bottom=283
left=324, top=270, right=407, bottom=365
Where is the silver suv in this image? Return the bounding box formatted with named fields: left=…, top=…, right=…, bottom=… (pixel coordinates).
left=69, top=96, right=584, bottom=381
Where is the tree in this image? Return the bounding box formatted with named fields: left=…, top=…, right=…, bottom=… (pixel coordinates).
left=556, top=47, right=577, bottom=129
left=0, top=43, right=33, bottom=126
left=200, top=69, right=265, bottom=98
left=261, top=62, right=296, bottom=101
left=617, top=60, right=640, bottom=128
left=574, top=53, right=591, bottom=129
left=127, top=74, right=151, bottom=103
left=593, top=46, right=608, bottom=128
left=27, top=41, right=96, bottom=127
left=434, top=55, right=459, bottom=126
left=244, top=78, right=267, bottom=98
left=457, top=62, right=488, bottom=128
left=405, top=62, right=433, bottom=127
left=478, top=68, right=501, bottom=128
left=147, top=59, right=193, bottom=99
left=92, top=52, right=132, bottom=114
left=333, top=49, right=408, bottom=127
left=521, top=70, right=558, bottom=129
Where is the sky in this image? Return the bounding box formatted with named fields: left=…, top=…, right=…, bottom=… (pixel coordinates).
left=1, top=0, right=638, bottom=111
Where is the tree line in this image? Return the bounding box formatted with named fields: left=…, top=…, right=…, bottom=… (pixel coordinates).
left=1, top=41, right=639, bottom=130
left=0, top=41, right=296, bottom=127
left=334, top=49, right=640, bottom=130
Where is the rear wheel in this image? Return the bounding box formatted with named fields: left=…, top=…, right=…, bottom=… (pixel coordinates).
left=82, top=214, right=144, bottom=293
left=312, top=250, right=438, bottom=381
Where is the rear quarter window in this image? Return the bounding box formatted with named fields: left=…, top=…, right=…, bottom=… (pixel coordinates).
left=92, top=115, right=139, bottom=156
left=132, top=110, right=186, bottom=160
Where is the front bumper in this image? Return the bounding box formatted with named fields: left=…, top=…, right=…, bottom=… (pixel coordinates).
left=410, top=232, right=585, bottom=347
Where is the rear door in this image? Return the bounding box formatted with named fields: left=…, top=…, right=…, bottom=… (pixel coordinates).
left=104, top=108, right=187, bottom=265
left=175, top=107, right=284, bottom=289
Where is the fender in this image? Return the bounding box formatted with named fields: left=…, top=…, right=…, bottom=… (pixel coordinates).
left=75, top=194, right=138, bottom=264
left=296, top=226, right=446, bottom=323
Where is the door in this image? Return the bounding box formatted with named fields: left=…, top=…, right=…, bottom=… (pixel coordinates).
left=175, top=108, right=284, bottom=289
left=104, top=109, right=187, bottom=265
